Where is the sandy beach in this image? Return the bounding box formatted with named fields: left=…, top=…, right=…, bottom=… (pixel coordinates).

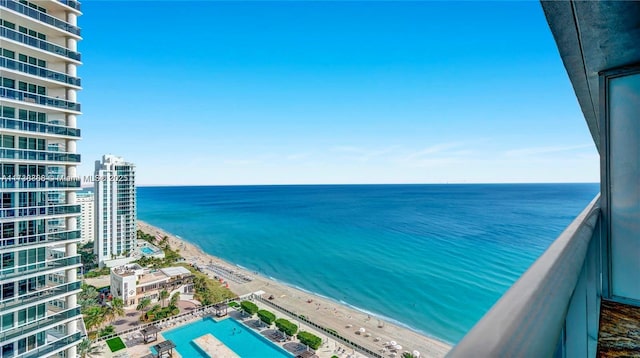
left=137, top=220, right=452, bottom=357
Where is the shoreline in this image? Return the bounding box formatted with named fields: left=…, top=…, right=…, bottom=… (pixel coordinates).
left=137, top=220, right=452, bottom=357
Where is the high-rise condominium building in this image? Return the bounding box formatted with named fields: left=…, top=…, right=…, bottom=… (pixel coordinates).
left=0, top=0, right=84, bottom=357
left=94, top=154, right=136, bottom=267
left=76, top=191, right=93, bottom=244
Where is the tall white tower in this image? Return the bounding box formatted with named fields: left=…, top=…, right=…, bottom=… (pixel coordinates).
left=0, top=0, right=84, bottom=356
left=94, top=154, right=136, bottom=267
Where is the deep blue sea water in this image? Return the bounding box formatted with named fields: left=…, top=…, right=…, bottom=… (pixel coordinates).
left=137, top=183, right=599, bottom=344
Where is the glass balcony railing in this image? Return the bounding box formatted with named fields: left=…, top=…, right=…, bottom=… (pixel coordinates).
left=0, top=88, right=81, bottom=112
left=0, top=26, right=81, bottom=61
left=0, top=255, right=81, bottom=280
left=0, top=116, right=81, bottom=137
left=0, top=177, right=80, bottom=189
left=0, top=281, right=81, bottom=312
left=0, top=148, right=81, bottom=162
left=0, top=204, right=80, bottom=219
left=0, top=56, right=81, bottom=87
left=0, top=230, right=79, bottom=249
left=0, top=0, right=81, bottom=36
left=448, top=195, right=601, bottom=357
left=0, top=307, right=81, bottom=343
left=58, top=0, right=81, bottom=12
left=19, top=332, right=83, bottom=358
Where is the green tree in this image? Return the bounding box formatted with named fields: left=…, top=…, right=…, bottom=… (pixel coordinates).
left=297, top=331, right=322, bottom=350
left=98, top=325, right=115, bottom=337
left=136, top=297, right=152, bottom=312
left=240, top=301, right=259, bottom=316
left=257, top=310, right=276, bottom=326
left=83, top=306, right=106, bottom=332
left=105, top=297, right=125, bottom=324
left=275, top=318, right=298, bottom=336
left=77, top=339, right=103, bottom=358
left=79, top=284, right=98, bottom=301
left=159, top=290, right=169, bottom=307
left=169, top=292, right=180, bottom=308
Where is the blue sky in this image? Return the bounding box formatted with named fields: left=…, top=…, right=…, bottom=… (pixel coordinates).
left=77, top=1, right=599, bottom=186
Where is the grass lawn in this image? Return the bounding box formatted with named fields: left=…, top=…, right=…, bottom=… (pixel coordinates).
left=106, top=337, right=126, bottom=352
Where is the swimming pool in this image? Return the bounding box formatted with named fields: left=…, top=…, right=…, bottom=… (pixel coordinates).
left=140, top=247, right=155, bottom=255
left=158, top=318, right=292, bottom=357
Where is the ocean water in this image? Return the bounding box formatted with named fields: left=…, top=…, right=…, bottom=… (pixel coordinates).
left=137, top=184, right=599, bottom=344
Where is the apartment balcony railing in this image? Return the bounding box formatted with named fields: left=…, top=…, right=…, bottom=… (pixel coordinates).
left=448, top=195, right=601, bottom=357
left=0, top=148, right=80, bottom=162
left=0, top=281, right=81, bottom=312
left=0, top=255, right=81, bottom=280
left=0, top=27, right=81, bottom=61
left=0, top=88, right=81, bottom=112
left=19, top=332, right=83, bottom=358
left=0, top=177, right=80, bottom=189
left=0, top=56, right=81, bottom=87
left=0, top=229, right=81, bottom=249
left=0, top=204, right=80, bottom=220
left=0, top=307, right=81, bottom=343
left=0, top=0, right=81, bottom=36
left=58, top=0, right=81, bottom=12
left=0, top=116, right=81, bottom=137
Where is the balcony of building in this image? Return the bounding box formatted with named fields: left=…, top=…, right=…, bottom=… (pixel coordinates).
left=0, top=116, right=80, bottom=139
left=0, top=281, right=81, bottom=313
left=0, top=254, right=81, bottom=281
left=0, top=87, right=80, bottom=113
left=448, top=2, right=640, bottom=357
left=0, top=55, right=81, bottom=88
left=0, top=148, right=80, bottom=164
left=0, top=177, right=80, bottom=190
left=0, top=0, right=81, bottom=37
left=0, top=25, right=81, bottom=62
left=17, top=331, right=83, bottom=358
left=0, top=204, right=80, bottom=222
left=57, top=0, right=81, bottom=13
left=0, top=307, right=81, bottom=345
left=0, top=229, right=81, bottom=250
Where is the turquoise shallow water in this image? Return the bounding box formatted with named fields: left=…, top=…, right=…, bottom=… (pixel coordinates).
left=137, top=183, right=599, bottom=344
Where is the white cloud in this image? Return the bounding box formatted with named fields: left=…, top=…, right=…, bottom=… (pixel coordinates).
left=504, top=144, right=594, bottom=157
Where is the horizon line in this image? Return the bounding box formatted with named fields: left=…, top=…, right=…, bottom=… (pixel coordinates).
left=81, top=181, right=600, bottom=189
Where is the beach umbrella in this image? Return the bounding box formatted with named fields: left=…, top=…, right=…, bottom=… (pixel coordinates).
left=394, top=344, right=402, bottom=350
left=359, top=328, right=366, bottom=333
left=390, top=341, right=397, bottom=346
left=413, top=350, right=421, bottom=357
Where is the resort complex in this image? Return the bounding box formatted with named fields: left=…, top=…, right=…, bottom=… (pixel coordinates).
left=93, top=154, right=136, bottom=268
left=0, top=0, right=84, bottom=357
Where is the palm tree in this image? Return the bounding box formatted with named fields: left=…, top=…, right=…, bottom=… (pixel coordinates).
left=169, top=292, right=180, bottom=308
left=102, top=297, right=125, bottom=326
left=98, top=325, right=115, bottom=338
left=77, top=339, right=103, bottom=358
left=83, top=306, right=106, bottom=332
left=79, top=284, right=98, bottom=301
left=159, top=290, right=169, bottom=307
left=136, top=297, right=152, bottom=312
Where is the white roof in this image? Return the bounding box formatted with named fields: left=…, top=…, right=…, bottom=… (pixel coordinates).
left=160, top=266, right=191, bottom=277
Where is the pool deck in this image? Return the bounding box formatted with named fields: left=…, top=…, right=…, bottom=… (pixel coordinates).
left=193, top=333, right=240, bottom=358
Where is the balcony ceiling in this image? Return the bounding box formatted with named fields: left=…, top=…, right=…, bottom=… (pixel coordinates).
left=541, top=1, right=640, bottom=152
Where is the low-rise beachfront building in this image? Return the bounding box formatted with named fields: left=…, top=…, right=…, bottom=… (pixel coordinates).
left=110, top=264, right=194, bottom=307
